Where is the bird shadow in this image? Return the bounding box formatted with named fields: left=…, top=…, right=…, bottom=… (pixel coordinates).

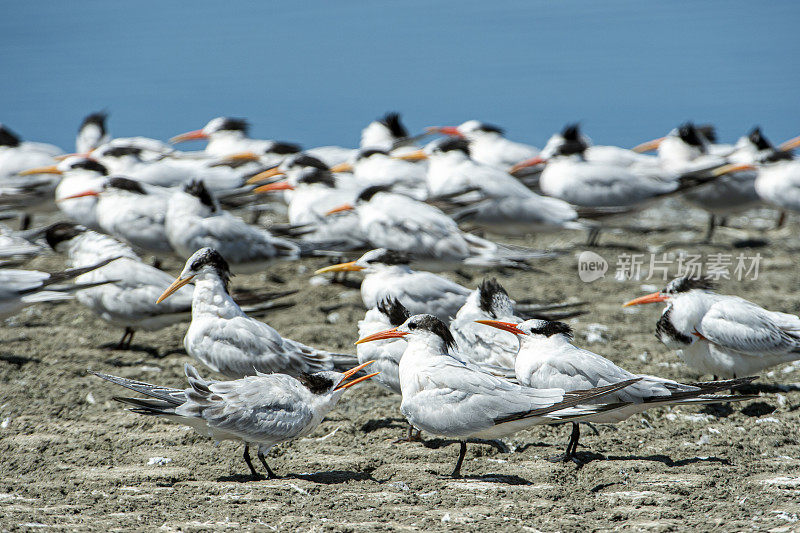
left=360, top=417, right=407, bottom=433
left=0, top=353, right=41, bottom=367
left=447, top=473, right=532, bottom=485
left=421, top=438, right=509, bottom=454
left=100, top=343, right=162, bottom=358
left=286, top=469, right=378, bottom=485
left=570, top=452, right=732, bottom=468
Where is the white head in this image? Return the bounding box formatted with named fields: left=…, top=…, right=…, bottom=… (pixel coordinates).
left=76, top=111, right=110, bottom=154
left=360, top=112, right=411, bottom=150
left=357, top=313, right=458, bottom=354
left=315, top=248, right=412, bottom=276
left=475, top=318, right=573, bottom=347
left=156, top=247, right=232, bottom=303
left=170, top=117, right=250, bottom=144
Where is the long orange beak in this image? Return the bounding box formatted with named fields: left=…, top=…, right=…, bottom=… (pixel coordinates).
left=254, top=181, right=294, bottom=193
left=779, top=135, right=800, bottom=152
left=246, top=167, right=284, bottom=185
left=631, top=137, right=665, bottom=153
left=474, top=319, right=524, bottom=335
left=329, top=162, right=353, bottom=173
left=334, top=360, right=379, bottom=390
left=325, top=203, right=354, bottom=216
left=58, top=190, right=100, bottom=201
left=355, top=327, right=409, bottom=345
left=219, top=151, right=261, bottom=162
left=314, top=260, right=364, bottom=274
left=392, top=149, right=427, bottom=161
left=54, top=152, right=92, bottom=161
left=427, top=126, right=462, bottom=137
left=712, top=162, right=757, bottom=177
left=155, top=275, right=196, bottom=304
left=169, top=129, right=209, bottom=144
left=510, top=156, right=546, bottom=174
left=18, top=165, right=63, bottom=176
left=623, top=291, right=668, bottom=307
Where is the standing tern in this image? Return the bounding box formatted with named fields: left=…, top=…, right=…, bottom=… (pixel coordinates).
left=315, top=248, right=471, bottom=323
left=477, top=318, right=757, bottom=462
left=92, top=361, right=378, bottom=480
left=356, top=314, right=640, bottom=477
left=156, top=247, right=359, bottom=379
left=625, top=276, right=800, bottom=378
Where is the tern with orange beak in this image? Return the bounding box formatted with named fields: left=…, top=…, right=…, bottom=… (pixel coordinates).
left=158, top=248, right=360, bottom=379
left=93, top=360, right=378, bottom=480
left=428, top=120, right=539, bottom=171
left=356, top=313, right=642, bottom=477
left=0, top=123, right=62, bottom=179
left=476, top=318, right=757, bottom=463
left=624, top=276, right=800, bottom=379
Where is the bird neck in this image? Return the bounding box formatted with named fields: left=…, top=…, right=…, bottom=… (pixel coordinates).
left=191, top=273, right=241, bottom=319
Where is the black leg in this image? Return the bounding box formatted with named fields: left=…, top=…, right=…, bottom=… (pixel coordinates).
left=19, top=213, right=31, bottom=231
left=243, top=444, right=261, bottom=480
left=151, top=257, right=162, bottom=270
left=115, top=328, right=133, bottom=350
left=586, top=227, right=601, bottom=247
left=776, top=210, right=787, bottom=229
left=125, top=328, right=135, bottom=349
left=258, top=451, right=277, bottom=479
left=450, top=441, right=467, bottom=478
left=394, top=424, right=422, bottom=443
left=548, top=423, right=583, bottom=465
left=704, top=214, right=716, bottom=243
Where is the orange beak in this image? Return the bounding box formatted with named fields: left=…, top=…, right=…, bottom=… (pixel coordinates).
left=54, top=152, right=92, bottom=161
left=246, top=167, right=284, bottom=185
left=220, top=151, right=261, bottom=162
left=427, top=126, right=462, bottom=137
left=58, top=189, right=100, bottom=201
left=711, top=162, right=757, bottom=177
left=169, top=129, right=209, bottom=144
left=329, top=162, right=353, bottom=173
left=355, top=327, right=410, bottom=345
left=509, top=156, right=546, bottom=174
left=474, top=319, right=525, bottom=335
left=18, top=165, right=63, bottom=176
left=334, top=360, right=380, bottom=390
left=325, top=203, right=354, bottom=216
left=392, top=149, right=427, bottom=161
left=623, top=291, right=668, bottom=307
left=254, top=181, right=294, bottom=193
left=631, top=137, right=665, bottom=153
left=314, top=260, right=364, bottom=274
left=778, top=135, right=800, bottom=152
left=155, top=275, right=196, bottom=304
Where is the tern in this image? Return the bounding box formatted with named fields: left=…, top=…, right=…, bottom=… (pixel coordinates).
left=625, top=276, right=800, bottom=378
left=356, top=314, right=641, bottom=477
left=477, top=318, right=757, bottom=462
left=315, top=248, right=471, bottom=323
left=428, top=120, right=539, bottom=171
left=157, top=248, right=359, bottom=378
left=76, top=112, right=110, bottom=154
left=92, top=361, right=378, bottom=480
left=0, top=124, right=62, bottom=180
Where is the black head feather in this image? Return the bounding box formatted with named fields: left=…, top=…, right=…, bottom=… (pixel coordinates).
left=436, top=138, right=471, bottom=157
left=267, top=141, right=302, bottom=155
left=478, top=278, right=509, bottom=318
left=366, top=249, right=411, bottom=265
left=677, top=123, right=705, bottom=148
left=44, top=222, right=85, bottom=250
left=561, top=123, right=581, bottom=141
left=377, top=297, right=411, bottom=327
left=748, top=127, right=773, bottom=151
left=557, top=123, right=587, bottom=156
left=379, top=112, right=409, bottom=139
left=663, top=276, right=715, bottom=294
left=289, top=154, right=329, bottom=171
left=190, top=248, right=232, bottom=293
left=102, top=146, right=143, bottom=158
left=405, top=315, right=457, bottom=351
left=184, top=180, right=217, bottom=212
left=80, top=111, right=108, bottom=135
left=296, top=373, right=335, bottom=394
left=529, top=320, right=573, bottom=339
left=356, top=185, right=392, bottom=203
left=477, top=123, right=504, bottom=135
left=297, top=168, right=336, bottom=188
left=106, top=177, right=146, bottom=195
left=763, top=150, right=793, bottom=163
left=696, top=124, right=717, bottom=143
left=219, top=118, right=249, bottom=134
left=0, top=124, right=22, bottom=147
left=357, top=148, right=390, bottom=161
left=69, top=159, right=109, bottom=175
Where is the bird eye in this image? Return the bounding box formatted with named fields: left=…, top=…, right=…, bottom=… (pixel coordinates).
left=408, top=322, right=417, bottom=330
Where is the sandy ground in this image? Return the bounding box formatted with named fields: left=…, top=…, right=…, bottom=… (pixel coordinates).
left=2, top=203, right=800, bottom=532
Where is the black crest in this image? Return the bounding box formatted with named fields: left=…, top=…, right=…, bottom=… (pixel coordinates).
left=356, top=185, right=392, bottom=203
left=377, top=297, right=411, bottom=327
left=267, top=141, right=302, bottom=155
left=356, top=148, right=390, bottom=161
left=748, top=127, right=773, bottom=151
left=367, top=249, right=411, bottom=265
left=69, top=159, right=109, bottom=175
left=298, top=168, right=336, bottom=188
left=437, top=138, right=471, bottom=157
left=530, top=320, right=573, bottom=338
left=0, top=124, right=21, bottom=147
left=379, top=112, right=409, bottom=139
left=477, top=123, right=504, bottom=135
left=405, top=314, right=457, bottom=351
left=678, top=123, right=705, bottom=148
left=184, top=180, right=217, bottom=212
left=561, top=123, right=581, bottom=141
left=478, top=278, right=509, bottom=318
left=107, top=177, right=146, bottom=195
left=44, top=222, right=85, bottom=250
left=190, top=248, right=232, bottom=293
left=289, top=154, right=329, bottom=171
left=763, top=150, right=793, bottom=163
left=664, top=276, right=715, bottom=294
left=219, top=118, right=249, bottom=134
left=102, top=146, right=143, bottom=158
left=80, top=111, right=108, bottom=134
left=297, top=372, right=335, bottom=394
left=558, top=123, right=587, bottom=156
left=696, top=124, right=717, bottom=143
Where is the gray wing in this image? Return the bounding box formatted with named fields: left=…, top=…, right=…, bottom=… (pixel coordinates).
left=699, top=298, right=800, bottom=355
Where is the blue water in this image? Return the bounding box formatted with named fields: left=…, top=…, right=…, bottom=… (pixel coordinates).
left=2, top=1, right=798, bottom=152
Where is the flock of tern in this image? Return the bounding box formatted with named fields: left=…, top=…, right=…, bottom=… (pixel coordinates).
left=2, top=111, right=800, bottom=479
